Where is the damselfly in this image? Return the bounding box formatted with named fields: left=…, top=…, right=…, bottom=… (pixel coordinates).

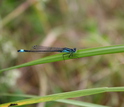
left=17, top=45, right=77, bottom=60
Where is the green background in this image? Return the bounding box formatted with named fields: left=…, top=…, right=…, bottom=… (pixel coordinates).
left=0, top=0, right=124, bottom=107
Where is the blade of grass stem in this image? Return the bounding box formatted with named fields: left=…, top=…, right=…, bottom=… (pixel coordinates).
left=0, top=94, right=109, bottom=107
left=0, top=44, right=124, bottom=73
left=0, top=87, right=124, bottom=107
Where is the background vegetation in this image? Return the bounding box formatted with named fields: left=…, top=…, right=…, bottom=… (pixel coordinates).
left=0, top=0, right=124, bottom=107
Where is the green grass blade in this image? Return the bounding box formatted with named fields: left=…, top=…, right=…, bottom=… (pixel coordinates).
left=1, top=87, right=124, bottom=107
left=0, top=94, right=109, bottom=107
left=56, top=99, right=109, bottom=107
left=0, top=44, right=124, bottom=73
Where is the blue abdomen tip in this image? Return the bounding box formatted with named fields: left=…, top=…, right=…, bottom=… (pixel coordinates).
left=18, top=49, right=25, bottom=52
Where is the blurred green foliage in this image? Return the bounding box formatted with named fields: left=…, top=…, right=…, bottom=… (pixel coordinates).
left=0, top=0, right=124, bottom=107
